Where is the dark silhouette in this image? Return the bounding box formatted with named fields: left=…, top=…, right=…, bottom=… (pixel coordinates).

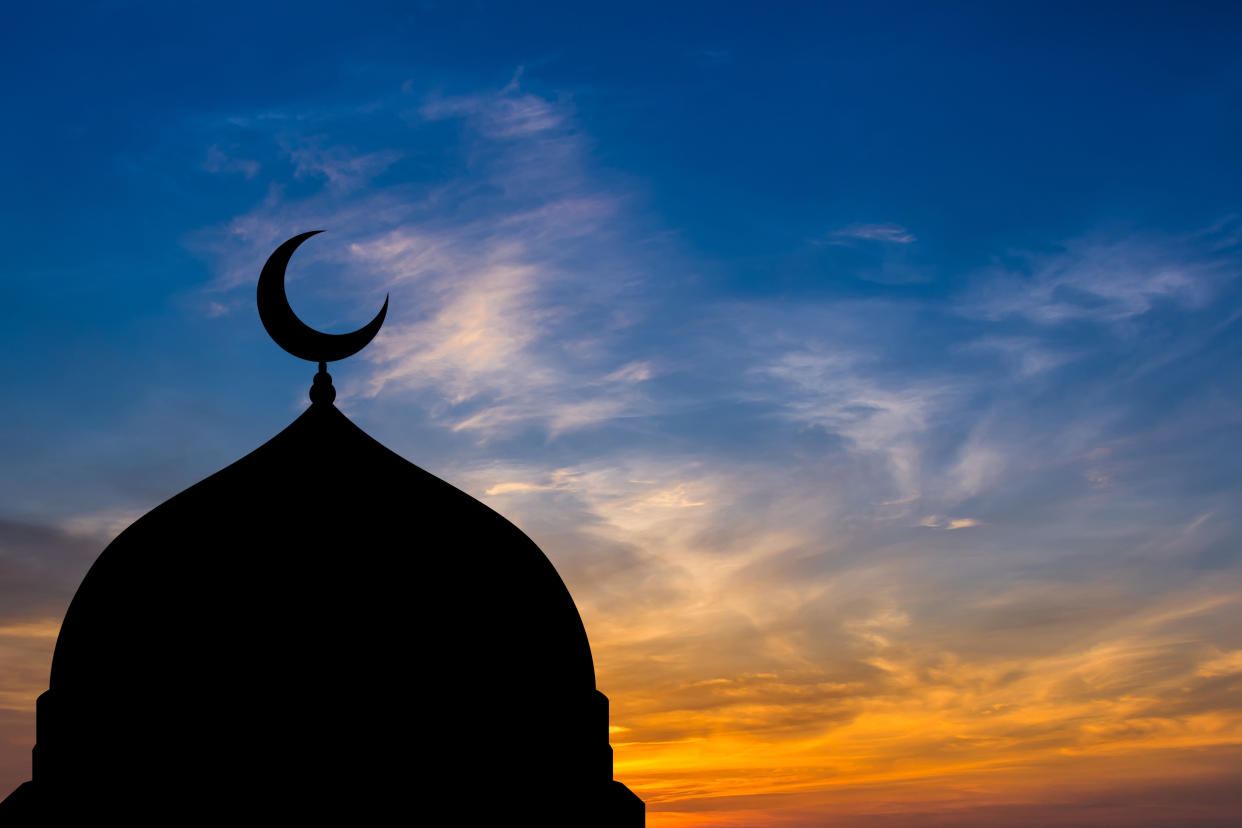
left=258, top=230, right=389, bottom=363
left=0, top=234, right=644, bottom=825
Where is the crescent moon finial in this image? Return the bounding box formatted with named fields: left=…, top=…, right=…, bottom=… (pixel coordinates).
left=257, top=231, right=389, bottom=405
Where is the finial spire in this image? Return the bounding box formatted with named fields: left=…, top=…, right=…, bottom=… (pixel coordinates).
left=310, top=361, right=335, bottom=405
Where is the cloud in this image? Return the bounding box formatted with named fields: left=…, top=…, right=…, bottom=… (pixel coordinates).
left=758, top=347, right=948, bottom=501
left=421, top=88, right=567, bottom=138
left=0, top=518, right=110, bottom=723
left=959, top=336, right=1076, bottom=377
left=203, top=144, right=259, bottom=178
left=282, top=139, right=402, bottom=192
left=919, top=516, right=981, bottom=529
left=964, top=229, right=1236, bottom=325
left=0, top=519, right=102, bottom=626
left=60, top=508, right=143, bottom=541
left=826, top=223, right=917, bottom=245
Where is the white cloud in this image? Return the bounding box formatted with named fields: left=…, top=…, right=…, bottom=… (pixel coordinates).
left=61, top=509, right=143, bottom=541
left=421, top=89, right=567, bottom=138
left=966, top=235, right=1222, bottom=325
left=827, top=223, right=917, bottom=245
left=961, top=336, right=1076, bottom=377
left=203, top=144, right=260, bottom=178
left=283, top=139, right=402, bottom=192
left=603, top=361, right=655, bottom=384
left=946, top=438, right=1006, bottom=502
left=761, top=348, right=945, bottom=500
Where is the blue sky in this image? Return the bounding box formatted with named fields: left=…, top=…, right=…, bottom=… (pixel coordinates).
left=3, top=2, right=1242, bottom=823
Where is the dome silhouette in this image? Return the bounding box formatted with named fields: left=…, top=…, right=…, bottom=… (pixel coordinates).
left=0, top=234, right=644, bottom=825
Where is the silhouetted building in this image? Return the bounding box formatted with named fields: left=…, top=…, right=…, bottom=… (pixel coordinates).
left=0, top=233, right=644, bottom=825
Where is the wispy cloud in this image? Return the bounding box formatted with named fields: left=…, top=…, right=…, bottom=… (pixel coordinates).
left=203, top=144, right=259, bottom=178
left=959, top=336, right=1077, bottom=377
left=964, top=228, right=1238, bottom=325
left=283, top=138, right=402, bottom=192
left=759, top=347, right=948, bottom=501
left=825, top=223, right=918, bottom=245
left=421, top=87, right=568, bottom=138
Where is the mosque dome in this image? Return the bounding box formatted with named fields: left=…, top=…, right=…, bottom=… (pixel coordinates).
left=49, top=401, right=600, bottom=699
left=0, top=233, right=644, bottom=825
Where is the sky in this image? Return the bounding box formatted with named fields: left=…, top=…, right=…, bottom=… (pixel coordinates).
left=3, top=1, right=1242, bottom=824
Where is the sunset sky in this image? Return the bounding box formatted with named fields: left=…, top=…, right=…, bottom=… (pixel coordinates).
left=3, top=2, right=1242, bottom=824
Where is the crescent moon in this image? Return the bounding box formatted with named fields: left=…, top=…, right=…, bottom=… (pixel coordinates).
left=257, top=231, right=389, bottom=363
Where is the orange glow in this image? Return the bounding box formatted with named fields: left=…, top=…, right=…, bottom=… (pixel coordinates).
left=587, top=587, right=1242, bottom=826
